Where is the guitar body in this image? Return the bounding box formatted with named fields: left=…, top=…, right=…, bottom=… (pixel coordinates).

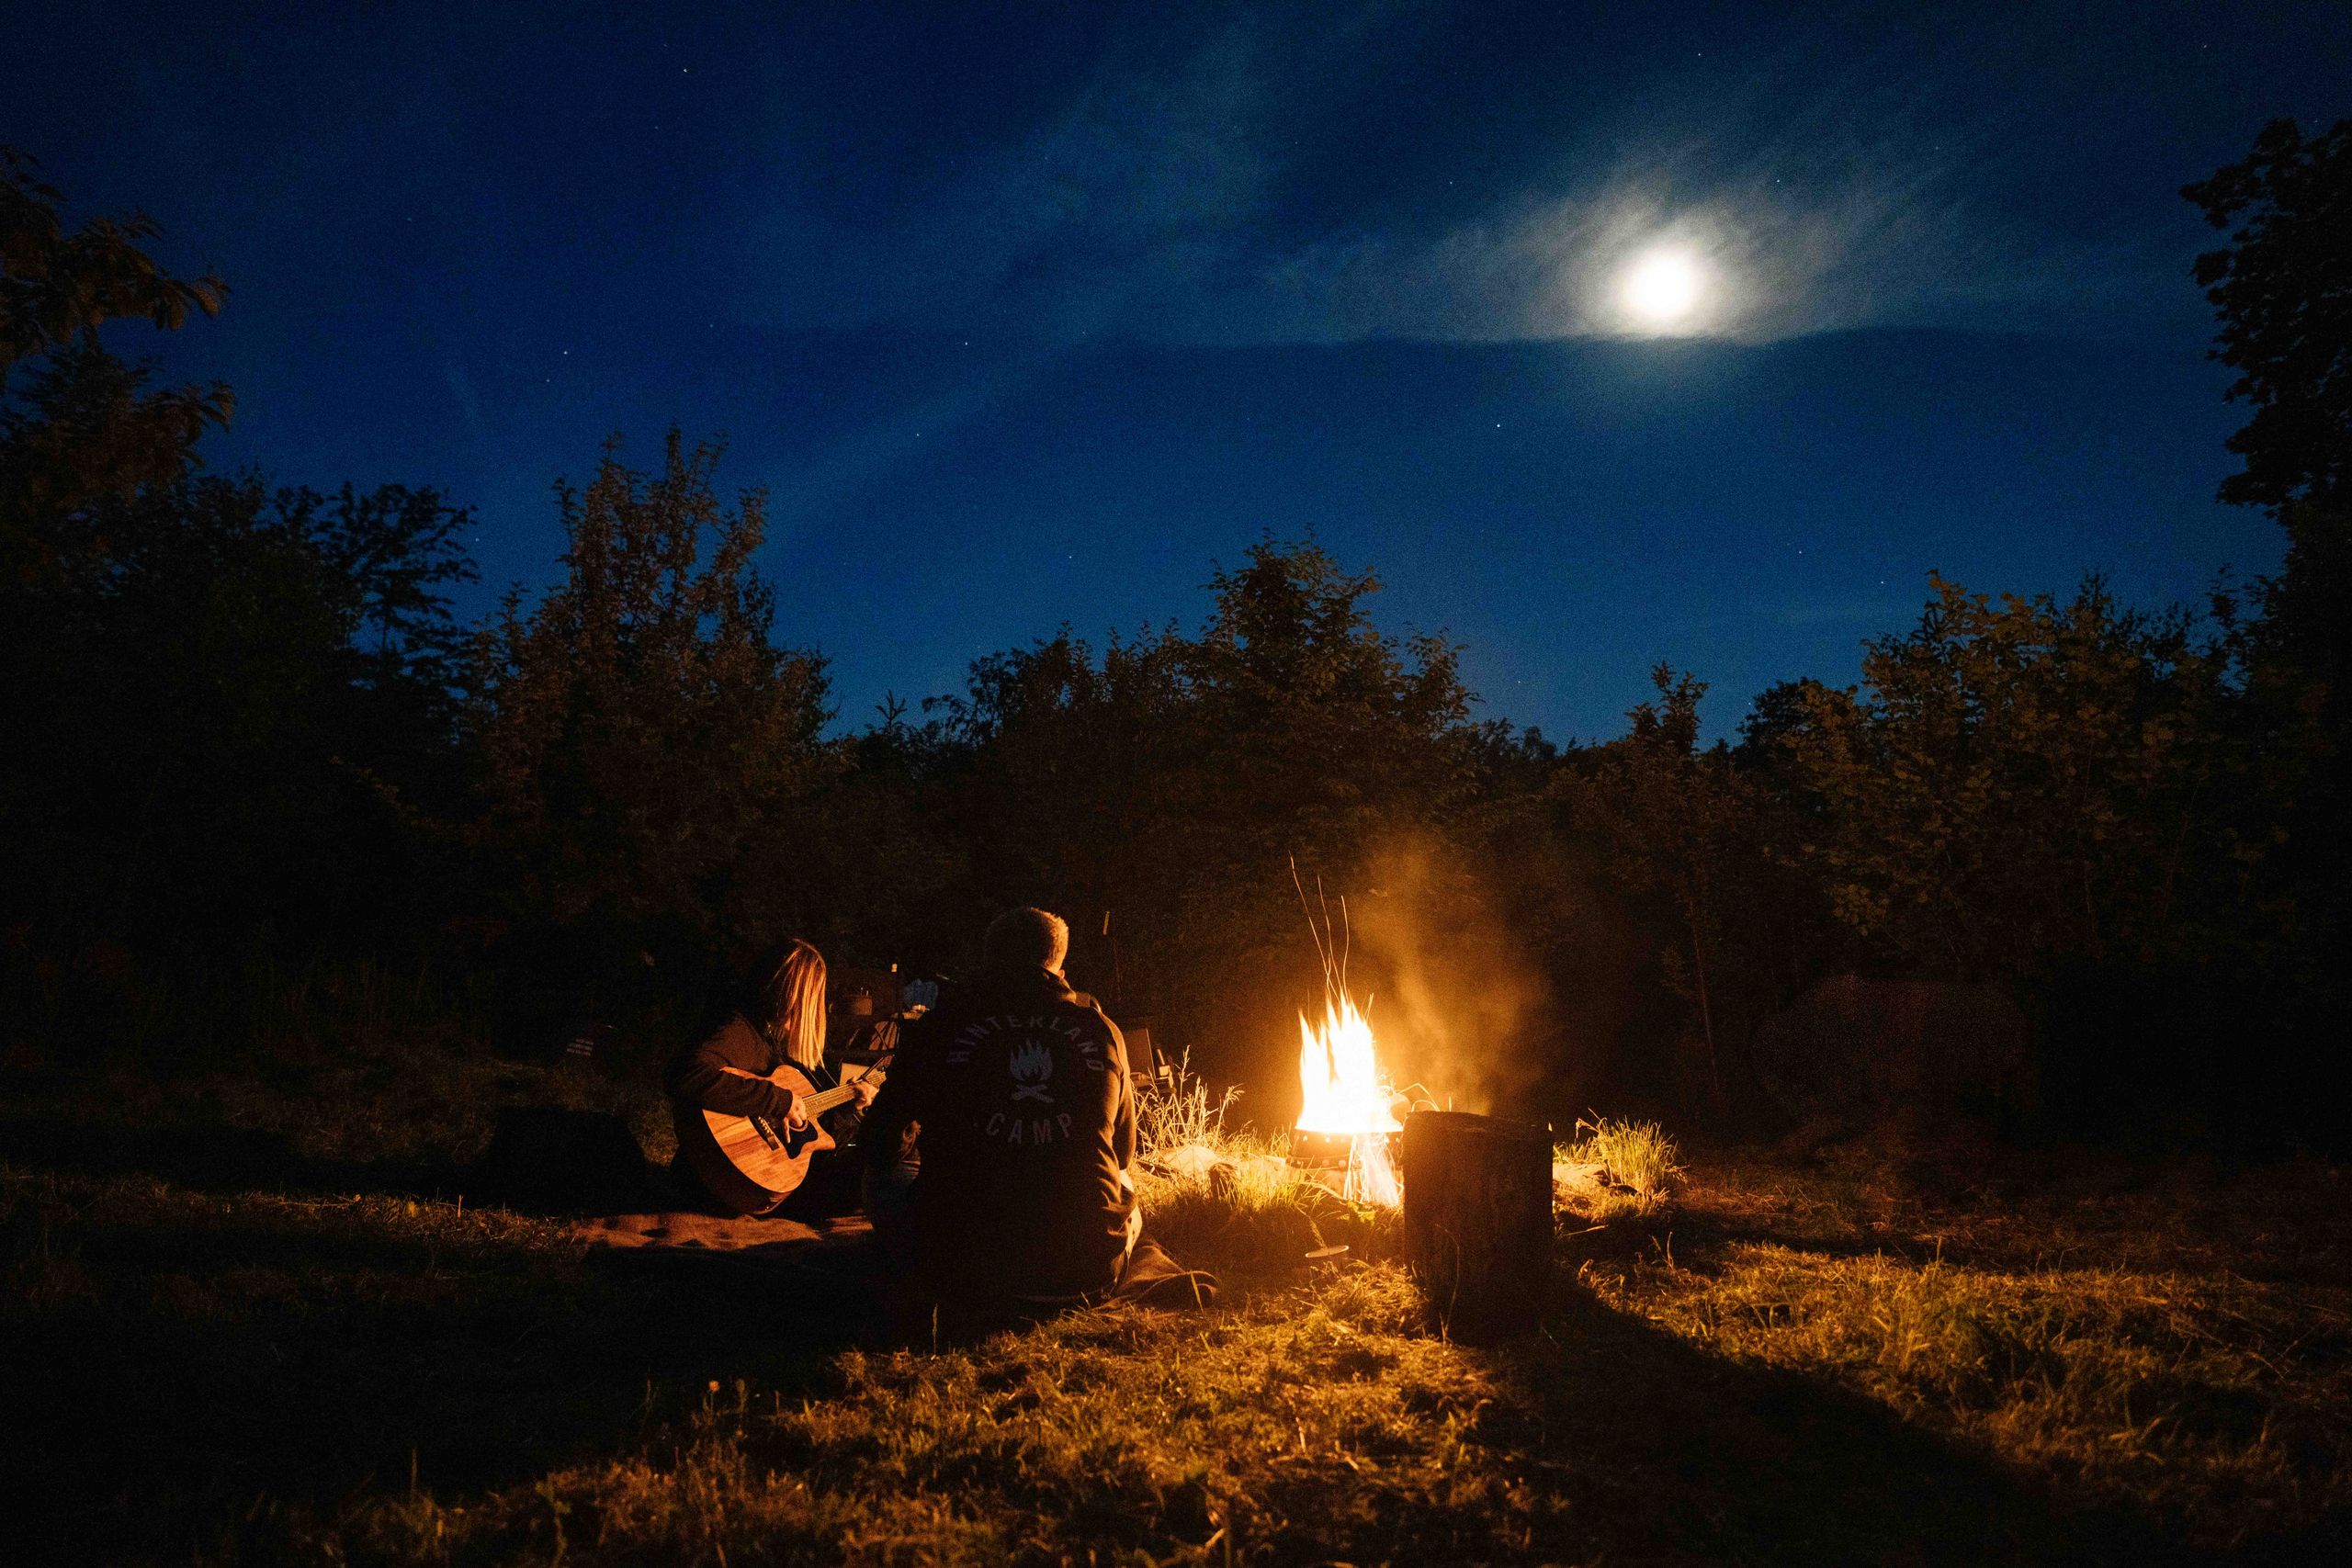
left=673, top=1063, right=843, bottom=1215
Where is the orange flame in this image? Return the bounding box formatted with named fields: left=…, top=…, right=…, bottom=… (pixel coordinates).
left=1291, top=860, right=1404, bottom=1208
left=1296, top=992, right=1403, bottom=1207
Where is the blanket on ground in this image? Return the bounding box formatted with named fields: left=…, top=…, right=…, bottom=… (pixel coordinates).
left=576, top=1208, right=870, bottom=1254
left=576, top=1208, right=1217, bottom=1335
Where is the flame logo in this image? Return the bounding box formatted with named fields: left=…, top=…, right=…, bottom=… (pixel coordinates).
left=1008, top=1039, right=1056, bottom=1102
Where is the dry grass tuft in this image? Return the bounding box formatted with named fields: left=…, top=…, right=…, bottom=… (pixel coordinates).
left=1133, top=1048, right=1250, bottom=1160
left=1556, top=1114, right=1685, bottom=1224
left=1132, top=1055, right=1403, bottom=1274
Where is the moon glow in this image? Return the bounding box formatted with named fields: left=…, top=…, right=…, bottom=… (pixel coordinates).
left=1620, top=248, right=1704, bottom=329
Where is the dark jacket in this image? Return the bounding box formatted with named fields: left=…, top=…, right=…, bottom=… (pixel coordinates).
left=861, top=965, right=1136, bottom=1301
left=665, top=1013, right=867, bottom=1146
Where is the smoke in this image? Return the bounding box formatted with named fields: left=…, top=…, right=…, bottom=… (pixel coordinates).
left=1324, top=832, right=1559, bottom=1122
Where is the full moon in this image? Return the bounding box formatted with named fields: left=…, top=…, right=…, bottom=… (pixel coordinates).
left=1620, top=249, right=1704, bottom=328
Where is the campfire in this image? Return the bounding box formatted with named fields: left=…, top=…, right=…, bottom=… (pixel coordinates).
left=1290, top=867, right=1404, bottom=1207
left=1295, top=989, right=1403, bottom=1206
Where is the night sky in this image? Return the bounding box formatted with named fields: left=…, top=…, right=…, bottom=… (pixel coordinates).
left=11, top=1, right=2347, bottom=739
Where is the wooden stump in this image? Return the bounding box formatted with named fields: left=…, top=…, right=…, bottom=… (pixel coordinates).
left=1401, top=1110, right=1552, bottom=1342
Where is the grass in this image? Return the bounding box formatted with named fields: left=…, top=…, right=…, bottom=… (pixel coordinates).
left=1134, top=1055, right=1400, bottom=1274
left=1133, top=1049, right=1252, bottom=1160
left=1561, top=1114, right=1684, bottom=1201
left=1596, top=1243, right=2341, bottom=1520
left=1579, top=1143, right=2352, bottom=1557
left=6, top=1028, right=2350, bottom=1564
left=1555, top=1113, right=1684, bottom=1224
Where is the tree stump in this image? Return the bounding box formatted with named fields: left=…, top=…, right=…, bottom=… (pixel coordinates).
left=1401, top=1110, right=1552, bottom=1342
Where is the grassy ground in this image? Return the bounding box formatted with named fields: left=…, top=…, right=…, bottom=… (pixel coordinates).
left=6, top=1039, right=2350, bottom=1565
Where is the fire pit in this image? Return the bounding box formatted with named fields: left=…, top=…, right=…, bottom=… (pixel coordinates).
left=1287, top=1127, right=1378, bottom=1166
left=1285, top=870, right=1408, bottom=1207
left=1292, top=987, right=1404, bottom=1207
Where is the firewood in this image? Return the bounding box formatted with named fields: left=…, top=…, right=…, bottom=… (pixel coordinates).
left=1400, top=1110, right=1552, bottom=1341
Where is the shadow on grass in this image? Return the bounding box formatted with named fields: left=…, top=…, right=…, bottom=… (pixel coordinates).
left=0, top=1111, right=462, bottom=1201
left=1, top=1173, right=847, bottom=1563
left=7, top=1133, right=2335, bottom=1563
left=0, top=1105, right=664, bottom=1215
left=1435, top=1288, right=2183, bottom=1567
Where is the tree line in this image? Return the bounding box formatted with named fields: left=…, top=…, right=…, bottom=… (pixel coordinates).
left=3, top=123, right=2346, bottom=1145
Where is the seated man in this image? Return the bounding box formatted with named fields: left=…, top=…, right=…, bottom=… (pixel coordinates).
left=859, top=907, right=1138, bottom=1318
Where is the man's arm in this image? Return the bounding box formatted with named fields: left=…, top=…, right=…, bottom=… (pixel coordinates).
left=859, top=1013, right=938, bottom=1171
left=1105, top=1019, right=1136, bottom=1174
left=1098, top=1012, right=1141, bottom=1246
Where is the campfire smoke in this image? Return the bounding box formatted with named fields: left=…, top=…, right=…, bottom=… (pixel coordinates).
left=1341, top=834, right=1561, bottom=1120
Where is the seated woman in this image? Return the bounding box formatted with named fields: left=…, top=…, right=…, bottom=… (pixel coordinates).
left=666, top=939, right=878, bottom=1217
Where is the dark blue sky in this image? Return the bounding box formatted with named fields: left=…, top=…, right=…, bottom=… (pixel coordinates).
left=11, top=1, right=2346, bottom=738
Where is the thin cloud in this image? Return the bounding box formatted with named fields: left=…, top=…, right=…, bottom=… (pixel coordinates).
left=715, top=24, right=1279, bottom=524
left=1220, top=120, right=2170, bottom=345
left=740, top=27, right=1272, bottom=342
left=716, top=9, right=2185, bottom=502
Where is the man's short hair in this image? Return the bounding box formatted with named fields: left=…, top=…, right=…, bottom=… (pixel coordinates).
left=985, top=906, right=1069, bottom=975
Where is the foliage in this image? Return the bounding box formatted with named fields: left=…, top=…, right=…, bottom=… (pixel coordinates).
left=1555, top=669, right=1760, bottom=1110
left=919, top=538, right=1480, bottom=1081
left=0, top=147, right=226, bottom=368
left=2183, top=118, right=2352, bottom=515
left=1, top=470, right=476, bottom=951
left=2186, top=118, right=2352, bottom=1052
left=1, top=147, right=232, bottom=577
left=465, top=432, right=837, bottom=994
left=1758, top=576, right=2240, bottom=984
left=1, top=154, right=474, bottom=974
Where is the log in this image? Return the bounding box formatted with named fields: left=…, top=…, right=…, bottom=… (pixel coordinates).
left=1401, top=1110, right=1552, bottom=1342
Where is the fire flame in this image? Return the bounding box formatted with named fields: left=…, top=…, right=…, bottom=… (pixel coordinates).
left=1297, top=990, right=1403, bottom=1208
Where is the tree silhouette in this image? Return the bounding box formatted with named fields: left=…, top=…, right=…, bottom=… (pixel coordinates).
left=2184, top=118, right=2352, bottom=515
left=1, top=148, right=232, bottom=580
left=466, top=432, right=835, bottom=992
left=1, top=152, right=474, bottom=960
left=2188, top=118, right=2352, bottom=1051
left=1557, top=667, right=1754, bottom=1113
left=1770, top=576, right=2232, bottom=984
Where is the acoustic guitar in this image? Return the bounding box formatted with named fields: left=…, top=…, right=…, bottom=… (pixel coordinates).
left=672, top=1061, right=885, bottom=1215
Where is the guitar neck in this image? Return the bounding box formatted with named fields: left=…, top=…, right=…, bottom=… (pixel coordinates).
left=797, top=1084, right=859, bottom=1118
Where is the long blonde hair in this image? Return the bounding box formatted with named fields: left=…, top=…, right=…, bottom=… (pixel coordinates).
left=751, top=939, right=828, bottom=1069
